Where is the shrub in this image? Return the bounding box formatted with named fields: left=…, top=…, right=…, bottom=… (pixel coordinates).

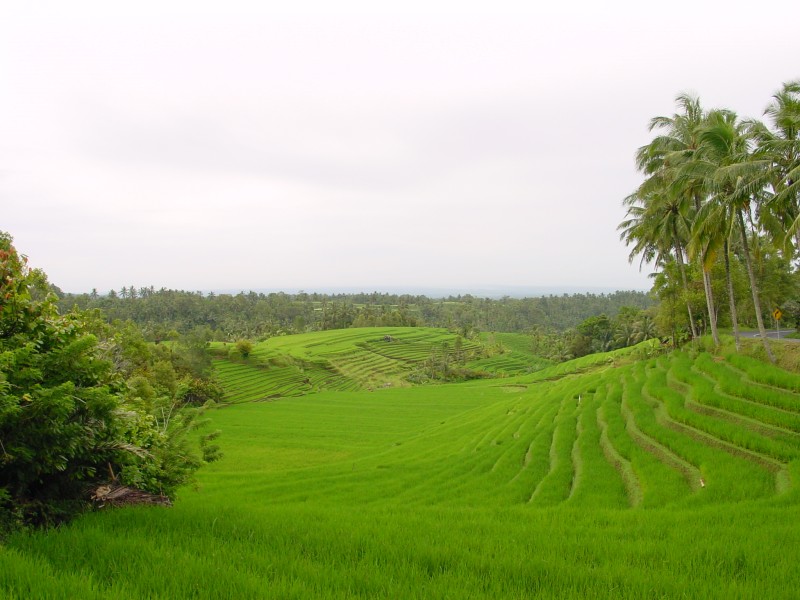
left=0, top=232, right=215, bottom=527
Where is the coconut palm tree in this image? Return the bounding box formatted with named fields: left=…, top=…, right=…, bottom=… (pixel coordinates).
left=632, top=314, right=657, bottom=344
left=619, top=185, right=698, bottom=339
left=691, top=109, right=776, bottom=361
left=613, top=319, right=638, bottom=348
left=748, top=81, right=800, bottom=252
left=690, top=196, right=743, bottom=350
left=630, top=93, right=719, bottom=345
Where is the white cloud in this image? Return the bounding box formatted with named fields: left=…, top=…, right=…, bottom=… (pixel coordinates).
left=1, top=0, right=798, bottom=293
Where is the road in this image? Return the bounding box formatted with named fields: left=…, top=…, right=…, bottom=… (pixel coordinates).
left=739, top=329, right=799, bottom=341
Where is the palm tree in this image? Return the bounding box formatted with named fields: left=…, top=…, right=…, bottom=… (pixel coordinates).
left=748, top=81, right=800, bottom=252
left=630, top=93, right=719, bottom=345
left=692, top=109, right=776, bottom=361
left=613, top=319, right=638, bottom=348
left=619, top=185, right=698, bottom=339
left=632, top=315, right=657, bottom=344
left=690, top=197, right=743, bottom=350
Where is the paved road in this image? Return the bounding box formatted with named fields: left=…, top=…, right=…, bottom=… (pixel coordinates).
left=739, top=329, right=799, bottom=341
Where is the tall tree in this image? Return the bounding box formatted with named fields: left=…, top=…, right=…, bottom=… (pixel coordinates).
left=748, top=81, right=800, bottom=252
left=628, top=93, right=718, bottom=344
left=692, top=109, right=776, bottom=361
left=620, top=186, right=698, bottom=340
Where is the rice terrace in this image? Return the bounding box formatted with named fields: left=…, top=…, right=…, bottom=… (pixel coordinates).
left=4, top=323, right=800, bottom=598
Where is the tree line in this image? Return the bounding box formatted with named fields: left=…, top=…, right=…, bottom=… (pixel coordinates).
left=531, top=308, right=659, bottom=362
left=57, top=287, right=653, bottom=342
left=620, top=81, right=800, bottom=357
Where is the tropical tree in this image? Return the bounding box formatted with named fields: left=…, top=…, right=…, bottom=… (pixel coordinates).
left=632, top=313, right=657, bottom=344
left=689, top=176, right=743, bottom=350
left=631, top=93, right=721, bottom=346
left=650, top=260, right=687, bottom=346
left=748, top=81, right=800, bottom=252
left=690, top=109, right=775, bottom=361
left=613, top=319, right=638, bottom=348
left=620, top=185, right=698, bottom=339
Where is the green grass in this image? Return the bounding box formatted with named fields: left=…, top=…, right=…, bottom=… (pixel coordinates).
left=3, top=333, right=800, bottom=598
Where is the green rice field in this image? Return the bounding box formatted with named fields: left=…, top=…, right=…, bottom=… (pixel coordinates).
left=3, top=329, right=800, bottom=598
left=211, top=327, right=542, bottom=403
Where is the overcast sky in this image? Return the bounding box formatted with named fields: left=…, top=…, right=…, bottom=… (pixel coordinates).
left=2, top=1, right=798, bottom=295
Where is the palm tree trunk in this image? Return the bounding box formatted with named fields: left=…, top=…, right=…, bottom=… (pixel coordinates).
left=701, top=270, right=720, bottom=346
left=694, top=194, right=720, bottom=346
left=737, top=210, right=776, bottom=362
left=723, top=239, right=740, bottom=351
left=674, top=240, right=698, bottom=340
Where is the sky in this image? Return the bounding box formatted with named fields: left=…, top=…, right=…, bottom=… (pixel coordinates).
left=1, top=0, right=798, bottom=295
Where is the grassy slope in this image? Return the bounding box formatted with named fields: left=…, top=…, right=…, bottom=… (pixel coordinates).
left=3, top=335, right=800, bottom=598
left=211, top=327, right=534, bottom=403
left=469, top=331, right=554, bottom=374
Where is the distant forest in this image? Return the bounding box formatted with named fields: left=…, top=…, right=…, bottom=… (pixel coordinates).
left=57, top=288, right=653, bottom=342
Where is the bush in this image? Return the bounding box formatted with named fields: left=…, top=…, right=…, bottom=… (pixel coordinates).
left=235, top=339, right=254, bottom=359
left=0, top=232, right=216, bottom=527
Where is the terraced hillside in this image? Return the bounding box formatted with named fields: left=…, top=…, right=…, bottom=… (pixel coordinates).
left=213, top=330, right=800, bottom=507
left=214, top=346, right=800, bottom=510
left=5, top=342, right=800, bottom=598
left=212, top=327, right=521, bottom=402
left=469, top=331, right=553, bottom=375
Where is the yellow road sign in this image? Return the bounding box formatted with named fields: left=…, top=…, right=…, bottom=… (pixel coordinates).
left=773, top=308, right=783, bottom=321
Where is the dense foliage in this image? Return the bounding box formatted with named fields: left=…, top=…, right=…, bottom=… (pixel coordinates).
left=620, top=81, right=800, bottom=353
left=0, top=234, right=220, bottom=530
left=531, top=307, right=659, bottom=361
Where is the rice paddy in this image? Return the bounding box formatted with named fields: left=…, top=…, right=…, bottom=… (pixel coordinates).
left=211, top=327, right=529, bottom=403
left=3, top=329, right=800, bottom=598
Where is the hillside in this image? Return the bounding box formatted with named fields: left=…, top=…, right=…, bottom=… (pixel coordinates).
left=3, top=334, right=800, bottom=597
left=211, top=327, right=550, bottom=402
left=210, top=339, right=800, bottom=509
